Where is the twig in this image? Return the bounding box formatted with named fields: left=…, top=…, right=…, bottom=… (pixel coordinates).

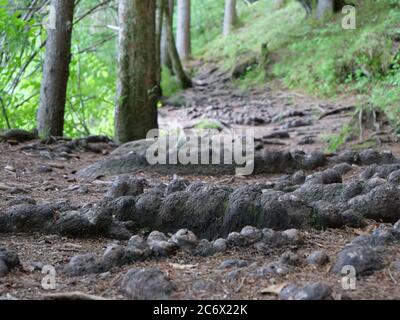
left=318, top=105, right=356, bottom=120
left=42, top=291, right=107, bottom=300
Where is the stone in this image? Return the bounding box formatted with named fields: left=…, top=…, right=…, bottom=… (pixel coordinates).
left=240, top=226, right=262, bottom=244
left=281, top=229, right=303, bottom=244
left=0, top=260, right=8, bottom=277
left=331, top=245, right=384, bottom=276
left=106, top=176, right=144, bottom=199
left=349, top=184, right=400, bottom=222
left=0, top=247, right=20, bottom=270
left=64, top=254, right=103, bottom=276
left=213, top=238, right=227, bottom=252
left=226, top=232, right=247, bottom=247
left=333, top=163, right=352, bottom=176
left=148, top=240, right=177, bottom=257
left=107, top=221, right=132, bottom=240
left=164, top=179, right=189, bottom=196
left=120, top=268, right=175, bottom=300
left=219, top=259, right=248, bottom=269
left=193, top=239, right=215, bottom=257
left=256, top=262, right=290, bottom=277
left=341, top=210, right=365, bottom=228
left=170, top=229, right=198, bottom=249
left=147, top=231, right=168, bottom=243
left=306, top=251, right=329, bottom=266
left=280, top=282, right=332, bottom=300
left=388, top=170, right=400, bottom=185
left=6, top=204, right=55, bottom=233
left=279, top=251, right=302, bottom=267
left=101, top=245, right=127, bottom=269
left=50, top=211, right=92, bottom=238
left=359, top=149, right=381, bottom=165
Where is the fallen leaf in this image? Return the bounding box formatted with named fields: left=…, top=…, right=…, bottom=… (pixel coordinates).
left=259, top=282, right=288, bottom=295
left=169, top=263, right=198, bottom=270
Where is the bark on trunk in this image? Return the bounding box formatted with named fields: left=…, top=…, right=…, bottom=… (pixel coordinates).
left=161, top=0, right=174, bottom=70
left=37, top=0, right=75, bottom=138
left=115, top=0, right=159, bottom=144
left=223, top=0, right=237, bottom=36
left=317, top=0, right=333, bottom=19
left=164, top=0, right=192, bottom=89
left=176, top=0, right=191, bottom=61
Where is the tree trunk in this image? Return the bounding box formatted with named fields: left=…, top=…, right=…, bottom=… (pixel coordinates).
left=223, top=0, right=238, bottom=36
left=156, top=0, right=163, bottom=88
left=161, top=0, right=174, bottom=70
left=115, top=0, right=159, bottom=144
left=164, top=0, right=192, bottom=89
left=317, top=0, right=333, bottom=19
left=37, top=0, right=75, bottom=138
left=176, top=0, right=191, bottom=61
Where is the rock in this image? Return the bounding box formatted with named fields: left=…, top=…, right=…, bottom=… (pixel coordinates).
left=213, top=238, right=228, bottom=252
left=157, top=186, right=231, bottom=239
left=306, top=251, right=330, bottom=266
left=331, top=245, right=384, bottom=276
left=219, top=259, right=248, bottom=269
left=291, top=150, right=326, bottom=171
left=128, top=235, right=148, bottom=249
left=192, top=279, right=217, bottom=292
left=148, top=240, right=177, bottom=257
left=147, top=231, right=168, bottom=242
left=120, top=268, right=175, bottom=300
left=359, top=149, right=381, bottom=165
left=388, top=170, right=400, bottom=185
left=108, top=221, right=132, bottom=240
left=101, top=245, right=127, bottom=269
left=281, top=229, right=303, bottom=244
left=135, top=190, right=164, bottom=229
left=306, top=168, right=342, bottom=185
left=0, top=247, right=20, bottom=277
left=279, top=251, right=302, bottom=266
left=226, top=232, right=246, bottom=247
left=106, top=176, right=144, bottom=199
left=341, top=210, right=365, bottom=228
left=349, top=184, right=400, bottom=222
left=0, top=260, right=8, bottom=277
left=256, top=262, right=290, bottom=277
left=64, top=254, right=103, bottom=276
left=107, top=196, right=136, bottom=222
left=240, top=226, right=262, bottom=244
left=298, top=136, right=315, bottom=145
left=85, top=206, right=113, bottom=234
left=7, top=196, right=36, bottom=207
left=164, top=179, right=189, bottom=196
left=291, top=170, right=306, bottom=185
left=331, top=150, right=359, bottom=164
left=333, top=163, right=352, bottom=176
left=170, top=229, right=198, bottom=249
left=193, top=239, right=215, bottom=257
left=311, top=201, right=343, bottom=229
left=280, top=282, right=333, bottom=300
left=51, top=211, right=92, bottom=238
left=6, top=204, right=55, bottom=233
left=391, top=260, right=400, bottom=272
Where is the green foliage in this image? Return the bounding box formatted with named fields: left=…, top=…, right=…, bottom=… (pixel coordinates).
left=161, top=67, right=182, bottom=97
left=321, top=124, right=354, bottom=153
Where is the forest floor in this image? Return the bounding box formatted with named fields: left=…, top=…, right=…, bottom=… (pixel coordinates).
left=1, top=64, right=400, bottom=300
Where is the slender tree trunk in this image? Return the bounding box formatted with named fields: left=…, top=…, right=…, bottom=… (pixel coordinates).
left=161, top=0, right=174, bottom=70
left=164, top=0, right=192, bottom=89
left=156, top=0, right=163, bottom=88
left=176, top=0, right=191, bottom=61
left=115, top=0, right=158, bottom=144
left=37, top=0, right=75, bottom=138
left=223, top=0, right=238, bottom=36
left=317, top=0, right=333, bottom=19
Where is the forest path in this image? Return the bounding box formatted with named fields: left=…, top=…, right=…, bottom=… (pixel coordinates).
left=160, top=63, right=399, bottom=155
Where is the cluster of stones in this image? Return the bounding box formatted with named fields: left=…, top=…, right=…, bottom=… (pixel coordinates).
left=2, top=149, right=400, bottom=241
left=63, top=226, right=304, bottom=277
